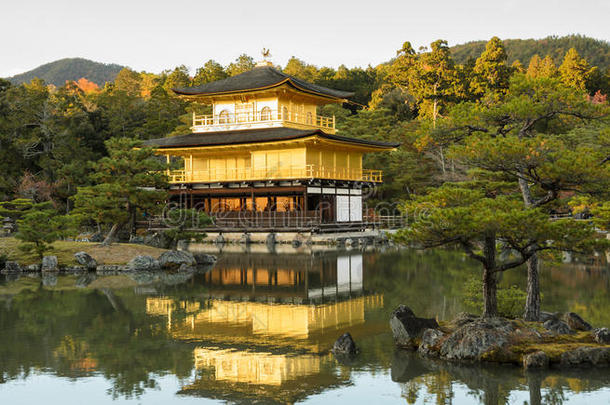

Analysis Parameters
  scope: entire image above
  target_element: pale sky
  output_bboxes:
[2,0,609,78]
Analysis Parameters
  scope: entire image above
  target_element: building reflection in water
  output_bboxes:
[146,251,384,402]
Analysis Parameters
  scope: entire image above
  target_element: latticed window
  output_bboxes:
[260,106,271,121]
[282,106,289,121]
[218,109,231,124]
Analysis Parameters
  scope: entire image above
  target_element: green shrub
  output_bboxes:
[463,278,528,319]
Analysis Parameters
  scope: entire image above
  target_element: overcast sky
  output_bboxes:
[2,0,609,77]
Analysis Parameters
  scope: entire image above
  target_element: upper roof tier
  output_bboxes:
[172,65,355,101]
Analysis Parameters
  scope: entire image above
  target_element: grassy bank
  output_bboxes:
[0,237,167,266]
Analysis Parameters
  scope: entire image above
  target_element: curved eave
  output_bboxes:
[172,78,354,102]
[147,132,399,153]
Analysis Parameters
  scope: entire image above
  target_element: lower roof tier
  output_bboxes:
[143,127,399,151]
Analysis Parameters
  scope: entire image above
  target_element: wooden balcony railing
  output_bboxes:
[192,109,335,133]
[167,164,382,184]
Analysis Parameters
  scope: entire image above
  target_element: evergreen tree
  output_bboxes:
[71,138,168,245]
[226,54,255,76]
[192,60,227,86]
[470,37,511,96]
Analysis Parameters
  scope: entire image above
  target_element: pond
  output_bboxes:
[1,245,609,404]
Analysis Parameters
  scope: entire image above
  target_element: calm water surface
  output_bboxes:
[1,245,609,404]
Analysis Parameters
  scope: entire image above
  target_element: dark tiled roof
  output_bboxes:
[143,127,399,149]
[172,66,354,99]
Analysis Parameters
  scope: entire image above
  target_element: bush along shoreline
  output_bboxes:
[390,305,610,369]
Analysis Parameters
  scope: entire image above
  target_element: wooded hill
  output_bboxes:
[5,35,609,87]
[451,35,610,70]
[7,58,124,87]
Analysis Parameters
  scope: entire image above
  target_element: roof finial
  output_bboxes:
[256,48,273,67]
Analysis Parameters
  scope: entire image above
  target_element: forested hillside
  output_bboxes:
[7,58,124,86]
[451,35,610,69]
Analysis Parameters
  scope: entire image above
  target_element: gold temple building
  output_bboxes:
[145,58,398,228]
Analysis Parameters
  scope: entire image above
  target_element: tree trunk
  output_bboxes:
[524,252,541,321]
[482,266,498,318]
[518,176,541,321]
[482,235,498,318]
[101,223,120,246]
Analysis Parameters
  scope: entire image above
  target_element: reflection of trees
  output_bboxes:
[365,249,610,326]
[390,350,610,405]
[0,287,195,398]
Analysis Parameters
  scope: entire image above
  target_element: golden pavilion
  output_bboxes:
[145,58,398,228]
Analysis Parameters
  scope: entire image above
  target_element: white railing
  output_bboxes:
[192,109,335,132]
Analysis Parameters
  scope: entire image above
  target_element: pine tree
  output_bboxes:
[471,37,511,96]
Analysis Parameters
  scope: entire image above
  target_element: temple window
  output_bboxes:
[218,109,232,124]
[260,106,271,121]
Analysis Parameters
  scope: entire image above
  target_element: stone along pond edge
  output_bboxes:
[389,305,610,370]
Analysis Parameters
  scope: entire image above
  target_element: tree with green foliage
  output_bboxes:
[162,65,191,92]
[226,54,255,77]
[421,74,609,320]
[395,184,601,317]
[470,37,511,96]
[71,138,168,245]
[114,68,142,97]
[15,206,76,259]
[192,60,228,86]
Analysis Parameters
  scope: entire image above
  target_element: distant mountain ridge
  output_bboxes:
[6,58,125,87]
[451,35,610,69]
[5,35,610,88]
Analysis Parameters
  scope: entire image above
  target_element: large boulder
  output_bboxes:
[593,328,610,344]
[390,305,439,349]
[539,311,560,323]
[439,317,513,361]
[418,328,445,356]
[563,312,592,331]
[331,332,359,356]
[41,256,58,272]
[158,250,196,270]
[127,255,160,271]
[543,318,574,335]
[74,252,97,270]
[523,351,549,369]
[560,347,610,367]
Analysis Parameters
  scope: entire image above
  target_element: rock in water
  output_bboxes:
[41,256,58,272]
[418,329,445,356]
[543,318,574,335]
[74,252,97,270]
[331,332,359,356]
[3,261,22,272]
[593,328,610,344]
[560,347,610,367]
[523,351,549,369]
[127,255,160,271]
[563,312,592,331]
[193,253,217,265]
[158,250,196,269]
[439,318,513,361]
[390,305,439,349]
